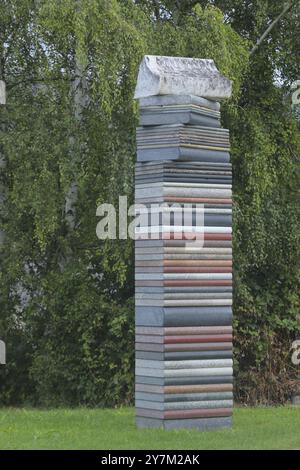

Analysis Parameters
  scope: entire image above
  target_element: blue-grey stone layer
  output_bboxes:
[135,391,233,403]
[139,112,221,127]
[136,306,232,327]
[135,375,233,386]
[135,351,232,361]
[135,399,233,411]
[137,147,230,163]
[136,416,232,430]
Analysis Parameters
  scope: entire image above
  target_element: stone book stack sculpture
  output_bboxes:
[134,56,233,430]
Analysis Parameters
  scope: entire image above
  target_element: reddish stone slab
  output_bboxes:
[136,407,233,420]
[164,342,233,352]
[165,326,232,336]
[164,334,232,344]
[164,384,233,394]
[165,407,233,420]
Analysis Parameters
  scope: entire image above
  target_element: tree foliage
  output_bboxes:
[0,0,299,406]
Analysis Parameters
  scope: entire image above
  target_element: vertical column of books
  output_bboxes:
[135,94,233,430]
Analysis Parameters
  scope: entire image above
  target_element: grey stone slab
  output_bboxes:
[136,351,233,361]
[136,122,229,135]
[173,391,233,402]
[135,294,164,300]
[163,300,232,308]
[135,326,164,335]
[136,304,232,315]
[136,359,232,370]
[136,351,165,360]
[135,384,164,394]
[164,416,232,430]
[135,335,164,344]
[136,180,231,189]
[167,399,233,410]
[135,408,163,419]
[135,342,233,353]
[135,299,164,307]
[135,367,233,378]
[138,94,221,111]
[135,310,232,327]
[136,375,233,386]
[201,241,232,247]
[137,147,230,163]
[136,287,165,293]
[164,311,232,327]
[164,294,233,300]
[135,213,232,227]
[138,305,232,315]
[164,286,232,293]
[136,177,231,185]
[135,399,233,411]
[135,166,231,172]
[136,415,232,430]
[140,112,221,128]
[135,247,164,254]
[135,262,164,267]
[162,254,232,260]
[135,267,164,273]
[135,310,163,327]
[136,376,165,386]
[136,359,164,370]
[135,300,163,307]
[135,391,233,403]
[136,186,231,199]
[135,240,165,248]
[166,392,233,403]
[136,169,232,176]
[136,160,231,170]
[163,286,233,295]
[204,215,232,226]
[136,392,165,403]
[136,416,164,429]
[164,376,233,386]
[164,351,233,361]
[135,343,164,352]
[140,104,220,116]
[136,401,164,411]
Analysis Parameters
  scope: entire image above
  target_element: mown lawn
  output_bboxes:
[0,407,299,450]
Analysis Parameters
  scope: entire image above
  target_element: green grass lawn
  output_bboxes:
[0,407,299,450]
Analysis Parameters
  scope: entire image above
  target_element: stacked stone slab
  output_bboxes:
[134,56,233,430]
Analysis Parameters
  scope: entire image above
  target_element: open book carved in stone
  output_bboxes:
[134,56,232,100]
